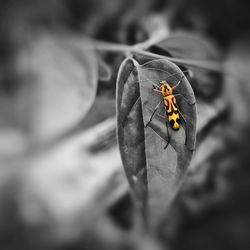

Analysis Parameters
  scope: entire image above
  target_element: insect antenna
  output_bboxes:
[129,62,193,87]
[164,70,190,81]
[136,69,191,86]
[137,66,190,79]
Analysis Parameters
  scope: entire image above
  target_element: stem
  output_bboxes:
[132,50,224,72]
[92,40,224,73]
[92,40,132,53]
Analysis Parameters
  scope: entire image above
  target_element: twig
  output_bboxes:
[92,40,224,73]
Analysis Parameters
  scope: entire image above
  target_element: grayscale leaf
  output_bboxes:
[155,31,220,60]
[116,56,197,229]
[16,33,98,143]
[135,14,170,50]
[116,57,147,213]
[98,56,112,81]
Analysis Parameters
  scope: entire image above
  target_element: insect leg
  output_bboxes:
[152,84,159,90]
[172,76,184,90]
[145,99,164,127]
[164,106,171,149]
[137,66,190,81]
[164,122,171,149]
[131,70,192,87]
[173,94,196,105]
[178,109,188,145]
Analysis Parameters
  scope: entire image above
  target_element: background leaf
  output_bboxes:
[11,118,130,249]
[154,31,220,60]
[134,14,170,50]
[149,31,223,99]
[14,33,98,144]
[98,56,112,81]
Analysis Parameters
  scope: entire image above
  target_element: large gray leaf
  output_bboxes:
[12,33,98,144]
[116,58,147,214]
[98,56,112,81]
[155,31,220,60]
[117,56,197,229]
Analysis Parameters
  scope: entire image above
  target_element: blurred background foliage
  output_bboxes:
[0,0,250,250]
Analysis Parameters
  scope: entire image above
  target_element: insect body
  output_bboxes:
[145,75,189,148]
[154,81,181,131]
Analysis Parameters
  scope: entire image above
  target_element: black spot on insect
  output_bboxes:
[168,111,173,116]
[170,119,175,127]
[176,118,180,124]
[172,102,177,109]
[174,110,178,114]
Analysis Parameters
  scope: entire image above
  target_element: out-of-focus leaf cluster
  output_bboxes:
[0,0,250,250]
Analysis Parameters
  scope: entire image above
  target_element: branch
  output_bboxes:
[92,40,224,73]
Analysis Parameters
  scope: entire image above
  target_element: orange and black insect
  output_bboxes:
[145,71,194,148]
[153,79,182,130]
